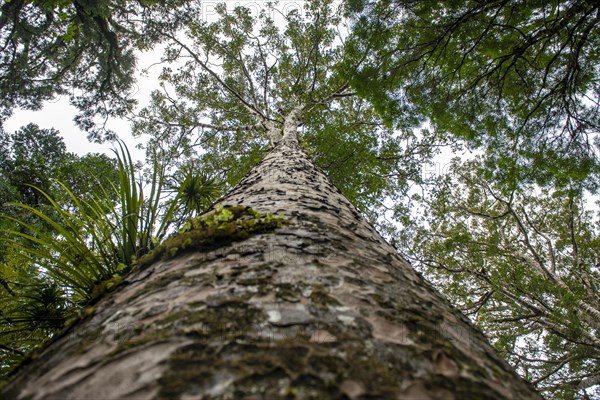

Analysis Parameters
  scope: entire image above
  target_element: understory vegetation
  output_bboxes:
[0,134,222,376]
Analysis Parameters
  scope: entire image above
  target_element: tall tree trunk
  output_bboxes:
[1,136,541,399]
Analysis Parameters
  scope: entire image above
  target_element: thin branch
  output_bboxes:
[159,31,268,124]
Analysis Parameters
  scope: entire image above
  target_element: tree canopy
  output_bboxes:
[399,157,599,398]
[343,0,600,191]
[340,7,600,394]
[0,0,197,141]
[0,123,119,207]
[133,0,416,220]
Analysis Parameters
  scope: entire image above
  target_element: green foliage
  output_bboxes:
[344,0,600,191]
[0,125,120,374]
[0,0,197,141]
[0,124,119,209]
[0,136,221,376]
[401,157,600,398]
[0,124,67,205]
[4,186,120,299]
[0,247,72,378]
[169,161,224,219]
[133,0,426,223]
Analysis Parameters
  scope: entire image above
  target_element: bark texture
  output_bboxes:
[1,139,541,399]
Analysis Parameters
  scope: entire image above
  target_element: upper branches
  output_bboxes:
[344,0,600,190]
[133,0,407,216]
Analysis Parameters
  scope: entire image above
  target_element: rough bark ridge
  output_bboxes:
[1,139,541,399]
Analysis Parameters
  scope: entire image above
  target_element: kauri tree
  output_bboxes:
[0,1,541,398]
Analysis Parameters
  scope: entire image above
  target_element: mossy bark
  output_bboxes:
[0,138,541,399]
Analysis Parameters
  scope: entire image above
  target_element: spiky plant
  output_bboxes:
[171,162,223,219]
[0,142,196,301]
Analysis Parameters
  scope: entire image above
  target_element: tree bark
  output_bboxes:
[1,138,541,399]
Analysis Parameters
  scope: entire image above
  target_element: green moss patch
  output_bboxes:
[137,205,287,269]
